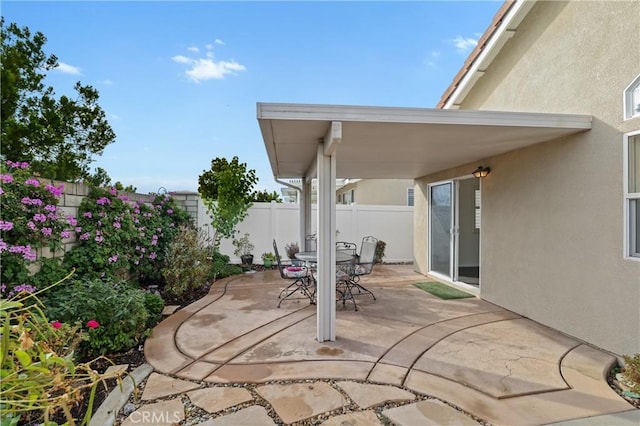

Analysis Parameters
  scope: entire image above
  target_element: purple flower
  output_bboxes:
[80,232,90,240]
[151,239,157,246]
[45,184,62,197]
[32,198,43,206]
[1,174,13,183]
[27,221,36,230]
[108,254,118,263]
[0,187,4,195]
[22,247,36,261]
[96,197,111,205]
[83,211,92,218]
[14,284,36,293]
[46,213,58,220]
[60,230,71,239]
[113,221,121,228]
[41,227,52,236]
[66,216,78,226]
[75,226,82,232]
[118,195,129,201]
[33,213,46,222]
[21,162,29,169]
[0,221,14,231]
[21,197,32,205]
[166,209,173,214]
[109,187,117,195]
[44,204,57,212]
[149,252,157,260]
[25,178,40,187]
[0,240,7,252]
[95,236,104,243]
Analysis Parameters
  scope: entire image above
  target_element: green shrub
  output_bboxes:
[162,226,210,301]
[0,280,115,425]
[43,279,148,358]
[374,240,386,264]
[143,291,164,328]
[209,250,241,280]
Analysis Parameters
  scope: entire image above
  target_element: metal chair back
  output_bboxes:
[357,236,378,275]
[305,234,317,251]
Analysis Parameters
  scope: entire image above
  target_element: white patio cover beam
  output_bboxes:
[324,121,342,156]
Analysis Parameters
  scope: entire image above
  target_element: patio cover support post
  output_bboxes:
[301,178,312,246]
[316,142,337,342]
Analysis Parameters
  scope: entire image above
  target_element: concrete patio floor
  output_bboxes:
[140,265,636,425]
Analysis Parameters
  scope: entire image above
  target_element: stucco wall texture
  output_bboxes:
[415,1,640,355]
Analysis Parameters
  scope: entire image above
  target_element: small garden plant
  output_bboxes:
[0,277,122,425]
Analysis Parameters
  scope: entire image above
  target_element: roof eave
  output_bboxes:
[438,0,536,109]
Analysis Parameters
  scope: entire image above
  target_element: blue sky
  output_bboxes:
[2,1,502,194]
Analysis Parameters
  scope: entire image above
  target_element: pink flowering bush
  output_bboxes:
[0,161,71,289]
[63,186,190,284]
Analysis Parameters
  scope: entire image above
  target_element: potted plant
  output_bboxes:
[233,233,254,266]
[261,252,276,268]
[285,242,302,266]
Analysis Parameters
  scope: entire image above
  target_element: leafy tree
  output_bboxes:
[0,18,116,181]
[252,189,282,203]
[198,156,257,248]
[83,167,137,193]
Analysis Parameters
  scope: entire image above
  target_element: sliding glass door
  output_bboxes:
[429,182,454,278]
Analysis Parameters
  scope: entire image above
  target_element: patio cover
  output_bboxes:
[257,102,591,342]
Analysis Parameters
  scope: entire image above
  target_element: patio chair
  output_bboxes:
[273,240,314,307]
[335,241,359,310]
[349,236,377,301]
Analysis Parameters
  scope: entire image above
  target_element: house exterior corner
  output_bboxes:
[414,0,640,356]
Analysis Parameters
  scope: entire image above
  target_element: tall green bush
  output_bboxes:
[162,226,211,302]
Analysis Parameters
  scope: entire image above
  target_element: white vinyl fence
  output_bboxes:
[197,201,414,264]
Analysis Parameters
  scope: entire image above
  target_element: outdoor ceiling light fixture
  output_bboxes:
[472,166,491,178]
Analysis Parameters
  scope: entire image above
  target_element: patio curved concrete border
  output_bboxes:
[144,266,635,425]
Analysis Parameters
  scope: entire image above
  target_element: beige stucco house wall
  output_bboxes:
[414,0,640,356]
[337,179,414,206]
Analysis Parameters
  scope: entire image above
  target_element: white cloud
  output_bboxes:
[187,46,199,52]
[205,44,214,50]
[173,47,246,83]
[101,79,113,85]
[214,39,225,46]
[55,62,82,75]
[185,58,246,83]
[171,55,191,64]
[431,51,440,58]
[452,35,478,53]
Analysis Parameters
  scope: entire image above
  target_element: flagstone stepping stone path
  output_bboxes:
[116,371,480,425]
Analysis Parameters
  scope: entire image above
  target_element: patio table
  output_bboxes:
[295,251,357,307]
